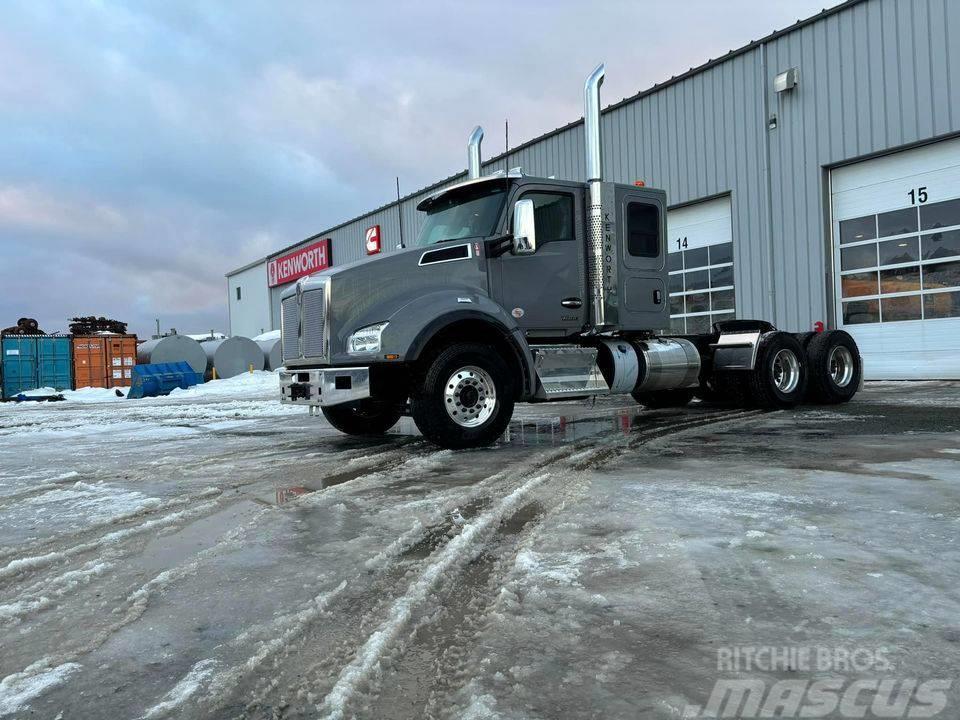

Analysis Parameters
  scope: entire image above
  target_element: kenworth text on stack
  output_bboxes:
[278,64,863,449]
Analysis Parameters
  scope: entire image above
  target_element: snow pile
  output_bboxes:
[0,661,81,716]
[166,371,279,399]
[8,371,279,407]
[253,330,280,342]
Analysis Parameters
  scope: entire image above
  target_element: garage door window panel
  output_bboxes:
[924,291,960,319]
[923,260,960,291]
[709,242,734,265]
[881,295,922,322]
[686,315,711,334]
[686,293,710,314]
[920,198,960,231]
[841,244,878,271]
[840,215,876,244]
[880,266,921,294]
[684,247,709,270]
[841,271,878,298]
[877,207,919,238]
[922,230,960,261]
[685,270,709,291]
[710,265,733,288]
[712,289,735,311]
[842,299,880,325]
[878,237,919,265]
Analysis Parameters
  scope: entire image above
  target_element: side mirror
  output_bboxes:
[511,199,537,255]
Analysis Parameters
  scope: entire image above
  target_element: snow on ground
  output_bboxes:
[0,661,81,717]
[0,382,958,718]
[9,371,280,406]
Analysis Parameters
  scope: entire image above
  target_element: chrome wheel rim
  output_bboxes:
[772,349,801,394]
[828,345,854,387]
[444,366,496,428]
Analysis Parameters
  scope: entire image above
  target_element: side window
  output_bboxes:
[520,192,575,245]
[627,202,661,258]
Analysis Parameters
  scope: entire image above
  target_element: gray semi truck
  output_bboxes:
[278,64,862,449]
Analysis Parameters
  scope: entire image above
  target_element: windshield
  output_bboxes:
[416,185,507,246]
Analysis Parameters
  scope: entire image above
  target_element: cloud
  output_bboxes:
[0,0,840,338]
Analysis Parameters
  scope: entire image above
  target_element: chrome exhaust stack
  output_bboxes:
[467,125,484,179]
[584,63,607,329]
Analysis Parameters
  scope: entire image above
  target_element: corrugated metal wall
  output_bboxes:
[247,0,960,334]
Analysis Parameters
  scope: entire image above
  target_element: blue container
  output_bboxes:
[1,335,73,398]
[127,362,204,399]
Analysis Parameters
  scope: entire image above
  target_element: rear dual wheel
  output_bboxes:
[804,330,861,404]
[745,332,808,408]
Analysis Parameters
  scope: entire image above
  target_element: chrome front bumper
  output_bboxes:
[279,367,370,407]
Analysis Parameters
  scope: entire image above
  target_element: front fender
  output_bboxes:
[381,291,536,400]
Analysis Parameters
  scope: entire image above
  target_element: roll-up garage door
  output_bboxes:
[831,138,960,379]
[666,196,736,335]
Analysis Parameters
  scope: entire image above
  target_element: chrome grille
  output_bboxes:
[301,288,326,358]
[281,295,300,362]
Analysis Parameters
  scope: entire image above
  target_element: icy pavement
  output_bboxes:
[0,378,959,718]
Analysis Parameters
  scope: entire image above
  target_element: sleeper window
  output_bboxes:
[626,203,660,258]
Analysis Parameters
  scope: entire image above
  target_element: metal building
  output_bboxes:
[226,0,960,379]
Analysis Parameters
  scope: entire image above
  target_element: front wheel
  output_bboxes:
[410,342,515,449]
[321,399,403,436]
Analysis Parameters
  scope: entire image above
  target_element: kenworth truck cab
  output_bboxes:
[279,64,862,449]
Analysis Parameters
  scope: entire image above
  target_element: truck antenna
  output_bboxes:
[395,176,405,249]
[504,119,509,172]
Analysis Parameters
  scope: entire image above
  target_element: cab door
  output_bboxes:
[494,185,586,338]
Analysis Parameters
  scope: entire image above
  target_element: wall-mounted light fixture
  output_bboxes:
[774,67,800,93]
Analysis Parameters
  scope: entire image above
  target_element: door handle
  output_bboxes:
[561,297,583,309]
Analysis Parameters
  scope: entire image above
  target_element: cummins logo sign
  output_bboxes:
[365,225,381,255]
[267,238,332,287]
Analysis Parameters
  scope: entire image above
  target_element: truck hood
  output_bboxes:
[283,242,489,361]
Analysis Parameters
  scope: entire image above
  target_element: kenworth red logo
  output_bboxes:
[267,239,331,287]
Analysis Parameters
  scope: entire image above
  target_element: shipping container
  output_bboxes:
[72,335,138,389]
[1,335,72,398]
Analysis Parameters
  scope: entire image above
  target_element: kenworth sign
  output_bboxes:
[267,239,332,287]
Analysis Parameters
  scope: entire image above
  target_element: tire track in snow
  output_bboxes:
[142,409,763,718]
[161,444,589,718]
[311,409,765,719]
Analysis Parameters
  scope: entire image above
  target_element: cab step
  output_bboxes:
[531,345,608,400]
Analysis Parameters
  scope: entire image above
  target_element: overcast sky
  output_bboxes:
[1,1,840,337]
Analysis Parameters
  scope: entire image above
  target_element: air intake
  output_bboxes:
[467,126,484,179]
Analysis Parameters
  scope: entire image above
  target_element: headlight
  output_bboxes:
[348,322,389,354]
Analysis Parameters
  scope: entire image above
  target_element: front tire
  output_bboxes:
[321,399,403,436]
[410,342,515,449]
